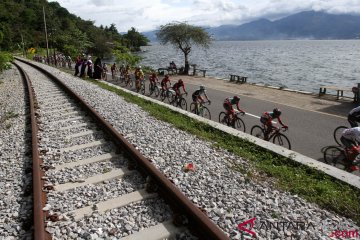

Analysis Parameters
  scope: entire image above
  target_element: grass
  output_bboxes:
[81,78,360,225]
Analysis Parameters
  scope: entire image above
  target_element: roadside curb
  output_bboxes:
[100,80,360,190]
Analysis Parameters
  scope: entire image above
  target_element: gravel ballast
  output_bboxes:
[0,66,32,239]
[10,60,360,239]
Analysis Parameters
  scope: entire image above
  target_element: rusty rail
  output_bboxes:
[15,58,229,240]
[13,62,50,240]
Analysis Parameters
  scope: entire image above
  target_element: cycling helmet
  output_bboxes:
[200,85,205,91]
[138,66,141,69]
[178,79,184,85]
[233,95,240,101]
[273,108,281,116]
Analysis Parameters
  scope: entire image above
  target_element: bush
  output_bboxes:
[0,52,13,72]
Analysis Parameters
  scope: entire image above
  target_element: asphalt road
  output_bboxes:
[109,77,348,161]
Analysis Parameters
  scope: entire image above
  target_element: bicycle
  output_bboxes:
[218,111,246,132]
[160,88,174,103]
[250,125,291,149]
[323,145,360,172]
[119,72,126,84]
[135,79,145,94]
[170,92,188,110]
[149,82,160,97]
[190,101,211,120]
[124,75,133,88]
[333,125,348,146]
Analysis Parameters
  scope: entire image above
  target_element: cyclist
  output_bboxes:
[123,65,131,85]
[348,106,360,127]
[149,72,159,91]
[192,85,210,113]
[172,79,188,100]
[340,127,360,165]
[260,108,288,141]
[161,74,171,92]
[223,96,245,123]
[340,127,360,148]
[134,66,144,91]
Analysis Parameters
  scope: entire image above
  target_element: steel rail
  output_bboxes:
[15,58,229,239]
[13,62,50,240]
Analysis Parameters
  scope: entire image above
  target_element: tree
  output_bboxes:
[123,27,149,51]
[156,22,212,75]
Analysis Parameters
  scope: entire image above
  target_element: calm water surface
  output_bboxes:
[139,40,360,94]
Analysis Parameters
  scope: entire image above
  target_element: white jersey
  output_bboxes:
[349,106,360,116]
[342,127,360,142]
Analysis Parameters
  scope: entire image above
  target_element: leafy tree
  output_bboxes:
[156,22,212,74]
[123,27,149,51]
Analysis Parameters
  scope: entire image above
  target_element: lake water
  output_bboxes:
[138,40,360,95]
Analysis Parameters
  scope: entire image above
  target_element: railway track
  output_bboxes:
[14,59,228,240]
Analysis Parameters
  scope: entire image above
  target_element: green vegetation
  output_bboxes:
[0,52,13,72]
[84,78,360,225]
[156,22,212,74]
[0,0,149,60]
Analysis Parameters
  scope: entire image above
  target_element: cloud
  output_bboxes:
[49,0,360,32]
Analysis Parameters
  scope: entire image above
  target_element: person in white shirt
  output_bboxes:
[341,127,360,149]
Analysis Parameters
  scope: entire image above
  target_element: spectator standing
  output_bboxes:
[111,63,117,80]
[79,56,87,78]
[74,55,82,76]
[102,63,108,80]
[93,57,103,79]
[87,56,93,78]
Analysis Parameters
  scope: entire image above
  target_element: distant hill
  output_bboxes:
[143,11,360,41]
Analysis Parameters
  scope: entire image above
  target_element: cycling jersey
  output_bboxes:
[349,106,360,116]
[342,127,360,143]
[260,111,288,130]
[149,75,158,82]
[173,82,185,91]
[348,106,360,127]
[223,97,240,111]
[161,77,170,89]
[192,89,204,97]
[192,89,206,102]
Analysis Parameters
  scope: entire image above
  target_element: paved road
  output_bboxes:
[108,77,348,161]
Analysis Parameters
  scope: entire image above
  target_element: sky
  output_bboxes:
[48,0,360,32]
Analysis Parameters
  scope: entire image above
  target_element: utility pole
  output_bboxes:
[43,6,49,64]
[20,33,25,57]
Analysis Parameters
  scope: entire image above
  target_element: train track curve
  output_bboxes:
[14,58,228,240]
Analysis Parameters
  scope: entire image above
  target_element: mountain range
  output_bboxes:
[142,11,360,41]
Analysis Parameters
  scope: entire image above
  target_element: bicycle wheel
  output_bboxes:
[154,86,160,97]
[323,146,347,170]
[272,133,291,150]
[251,125,264,139]
[333,126,347,146]
[149,84,154,96]
[218,112,227,124]
[160,90,166,101]
[179,98,187,111]
[168,92,175,104]
[233,118,246,132]
[190,103,197,114]
[141,84,145,95]
[201,106,211,120]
